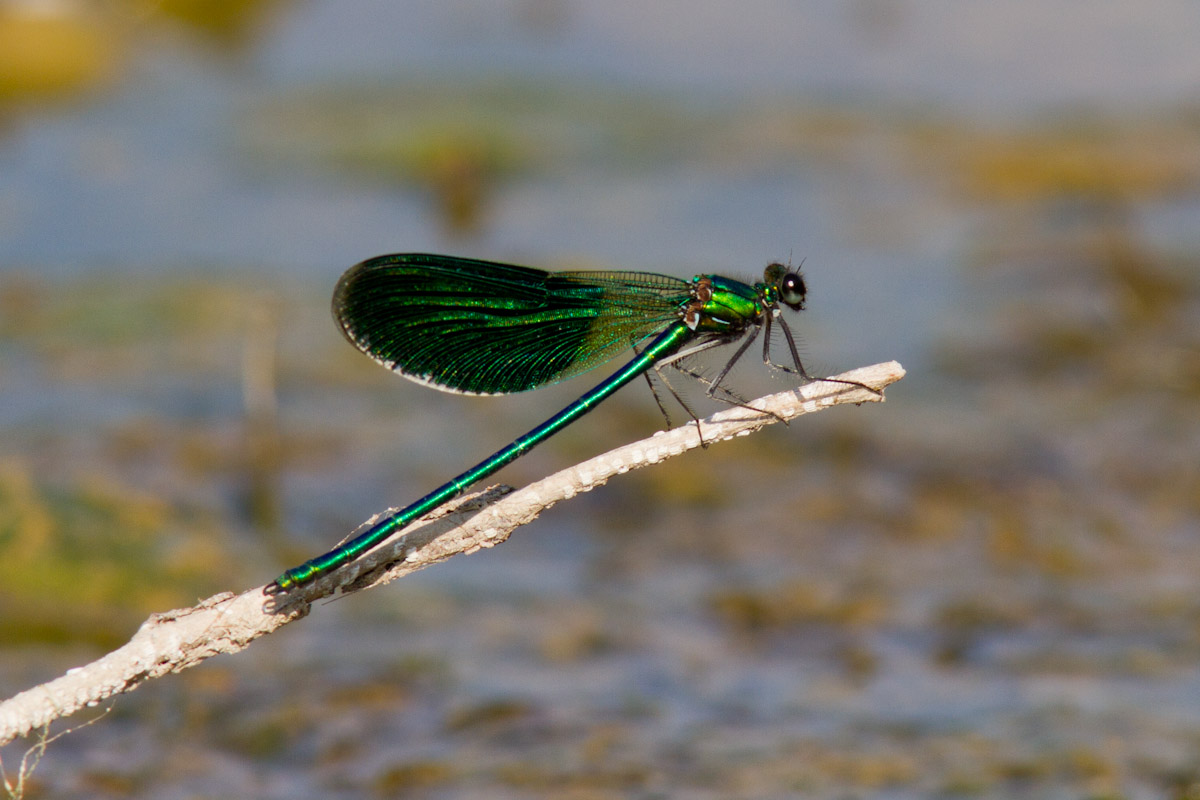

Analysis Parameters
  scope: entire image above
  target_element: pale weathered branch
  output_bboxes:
[0,361,904,745]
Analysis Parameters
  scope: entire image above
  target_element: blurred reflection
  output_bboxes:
[0,2,122,105]
[0,0,291,112]
[145,0,288,47]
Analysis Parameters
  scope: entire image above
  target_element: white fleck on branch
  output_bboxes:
[0,361,904,746]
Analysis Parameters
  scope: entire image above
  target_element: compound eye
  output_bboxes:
[780,273,807,308]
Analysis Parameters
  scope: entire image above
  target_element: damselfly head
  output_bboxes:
[780,272,807,310]
[764,262,807,311]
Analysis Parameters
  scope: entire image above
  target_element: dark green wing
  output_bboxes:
[332,253,691,394]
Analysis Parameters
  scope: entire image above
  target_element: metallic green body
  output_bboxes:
[266,254,801,594]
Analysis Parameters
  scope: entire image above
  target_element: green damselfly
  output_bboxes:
[266,253,860,595]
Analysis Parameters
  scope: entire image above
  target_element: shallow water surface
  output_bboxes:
[2,2,1199,798]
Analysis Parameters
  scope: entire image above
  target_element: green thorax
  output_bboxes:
[684,274,768,334]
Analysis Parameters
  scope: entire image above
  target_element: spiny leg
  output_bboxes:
[707,324,760,394]
[667,361,754,406]
[681,326,791,425]
[765,313,883,397]
[638,340,713,442]
[648,363,711,445]
[663,359,788,426]
[643,332,792,435]
[633,337,685,431]
[640,370,676,430]
[646,337,738,444]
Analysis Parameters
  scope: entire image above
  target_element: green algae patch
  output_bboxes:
[0,459,227,648]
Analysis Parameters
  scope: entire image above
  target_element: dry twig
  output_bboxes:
[0,361,903,746]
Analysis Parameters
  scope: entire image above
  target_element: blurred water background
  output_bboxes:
[2,1,1200,797]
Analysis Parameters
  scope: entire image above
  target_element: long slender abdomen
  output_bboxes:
[265,322,694,594]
